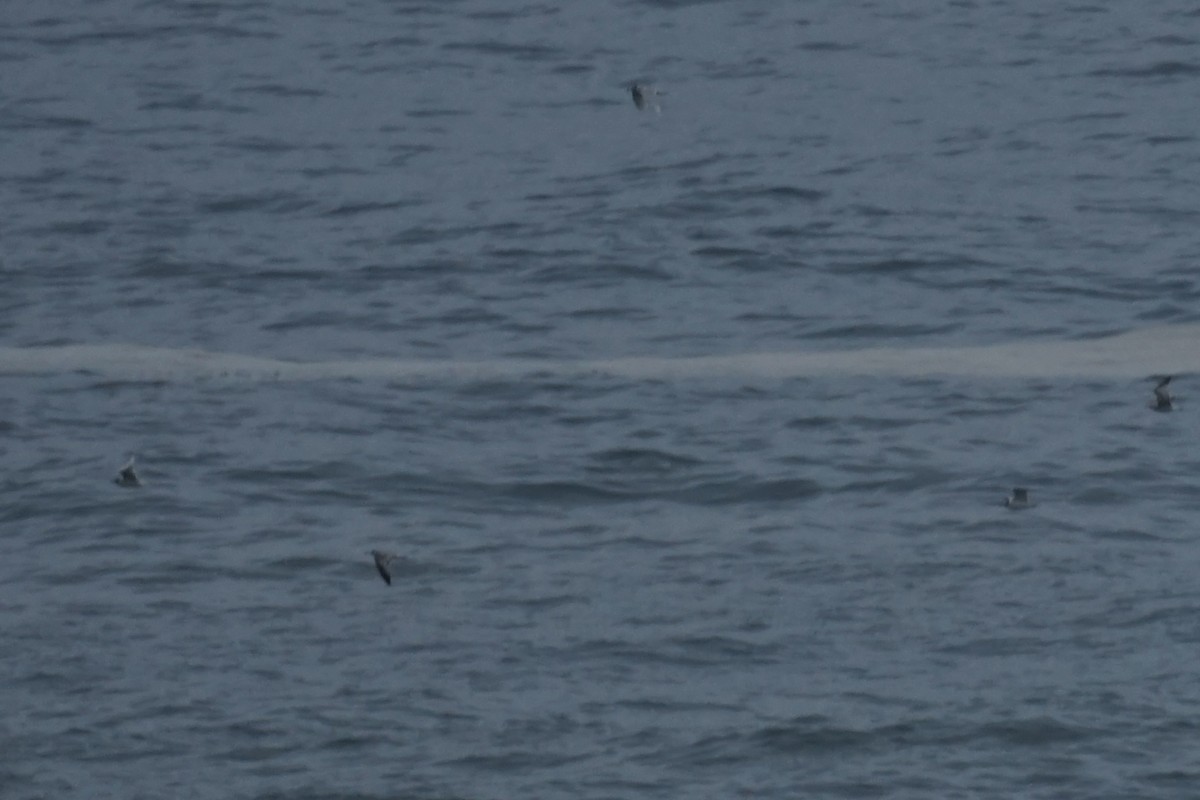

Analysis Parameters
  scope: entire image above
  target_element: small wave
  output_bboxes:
[477,474,820,508]
[197,191,310,215]
[498,479,633,504]
[667,634,779,662]
[974,716,1091,746]
[670,477,821,505]
[751,713,1092,756]
[1090,61,1200,79]
[323,199,414,218]
[485,593,586,612]
[587,447,703,473]
[441,39,564,61]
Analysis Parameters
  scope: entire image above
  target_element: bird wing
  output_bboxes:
[374,556,392,585]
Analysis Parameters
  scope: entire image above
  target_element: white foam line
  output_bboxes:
[1,324,1196,383]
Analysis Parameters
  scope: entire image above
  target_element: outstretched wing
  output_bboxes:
[373,553,392,585]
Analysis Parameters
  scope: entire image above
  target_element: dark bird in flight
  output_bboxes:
[630,82,663,111]
[371,550,397,585]
[1004,487,1030,509]
[1152,376,1174,412]
[114,457,141,488]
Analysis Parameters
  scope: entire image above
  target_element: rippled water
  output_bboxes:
[4,2,1200,798]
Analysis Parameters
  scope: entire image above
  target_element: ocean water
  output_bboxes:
[4,1,1200,798]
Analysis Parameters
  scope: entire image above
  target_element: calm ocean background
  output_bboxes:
[5,1,1200,798]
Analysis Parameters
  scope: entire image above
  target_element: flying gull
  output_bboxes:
[114,456,141,488]
[371,549,397,585]
[630,82,663,112]
[1004,487,1030,509]
[1151,376,1174,412]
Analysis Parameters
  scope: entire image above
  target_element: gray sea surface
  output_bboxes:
[4,2,1200,798]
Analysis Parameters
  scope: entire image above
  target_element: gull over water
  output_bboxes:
[1151,375,1174,412]
[1005,487,1030,509]
[114,457,141,488]
[371,550,398,585]
[629,82,663,112]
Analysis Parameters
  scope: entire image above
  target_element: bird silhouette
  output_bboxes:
[1152,376,1174,412]
[1004,487,1030,509]
[114,456,141,488]
[370,550,397,585]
